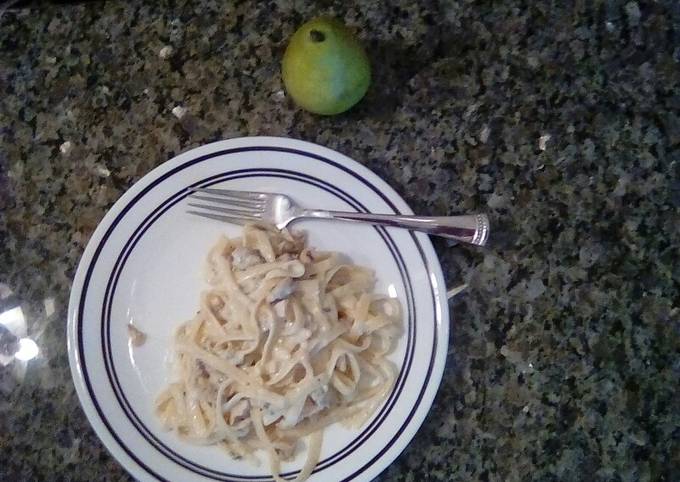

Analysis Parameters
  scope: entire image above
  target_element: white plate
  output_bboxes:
[67,137,449,482]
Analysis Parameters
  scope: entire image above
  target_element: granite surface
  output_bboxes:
[1,1,679,481]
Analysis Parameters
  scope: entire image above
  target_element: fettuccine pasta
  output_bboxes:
[155,224,401,481]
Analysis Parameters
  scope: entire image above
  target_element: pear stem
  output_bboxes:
[309,30,325,42]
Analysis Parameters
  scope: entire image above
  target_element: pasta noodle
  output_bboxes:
[155,223,401,481]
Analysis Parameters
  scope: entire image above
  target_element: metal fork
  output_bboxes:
[187,187,489,246]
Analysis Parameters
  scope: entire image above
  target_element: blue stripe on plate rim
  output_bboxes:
[74,146,441,482]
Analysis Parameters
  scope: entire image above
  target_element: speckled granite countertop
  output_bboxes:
[1,1,678,481]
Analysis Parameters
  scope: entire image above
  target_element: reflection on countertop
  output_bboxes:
[1,1,678,481]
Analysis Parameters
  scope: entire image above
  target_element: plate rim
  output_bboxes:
[67,136,450,482]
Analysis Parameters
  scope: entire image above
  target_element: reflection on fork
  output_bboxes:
[187,187,489,246]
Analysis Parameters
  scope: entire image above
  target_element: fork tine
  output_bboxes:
[190,187,266,200]
[189,194,263,209]
[187,203,263,220]
[187,210,249,225]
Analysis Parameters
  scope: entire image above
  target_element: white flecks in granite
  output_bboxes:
[0,283,13,300]
[172,105,188,119]
[271,89,286,102]
[479,124,490,143]
[94,164,111,178]
[158,45,174,59]
[625,2,642,26]
[59,140,73,155]
[43,298,56,318]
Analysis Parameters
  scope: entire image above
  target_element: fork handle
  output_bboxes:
[303,211,490,246]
